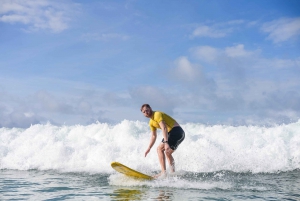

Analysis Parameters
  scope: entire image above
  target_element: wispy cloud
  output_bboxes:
[172,43,300,124]
[191,44,257,63]
[191,20,246,38]
[192,18,300,44]
[191,44,299,74]
[172,57,202,82]
[192,25,229,38]
[190,46,219,62]
[261,17,300,43]
[0,75,134,128]
[254,57,300,69]
[225,44,255,58]
[129,86,176,116]
[0,0,77,33]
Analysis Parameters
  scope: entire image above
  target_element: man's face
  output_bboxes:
[141,106,152,118]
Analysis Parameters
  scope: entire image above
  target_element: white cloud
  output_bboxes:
[172,57,202,82]
[192,25,228,38]
[191,20,247,38]
[261,17,300,43]
[0,74,146,127]
[255,57,300,69]
[192,44,299,72]
[129,86,176,115]
[0,0,75,33]
[191,46,219,62]
[193,18,300,43]
[0,110,43,128]
[192,44,257,63]
[225,44,254,58]
[35,91,74,114]
[186,43,300,124]
[168,56,217,105]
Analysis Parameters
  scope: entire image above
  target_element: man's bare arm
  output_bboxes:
[159,121,171,152]
[145,130,157,157]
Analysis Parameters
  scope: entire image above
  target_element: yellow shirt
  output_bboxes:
[149,111,176,132]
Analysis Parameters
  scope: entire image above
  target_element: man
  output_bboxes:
[141,104,185,178]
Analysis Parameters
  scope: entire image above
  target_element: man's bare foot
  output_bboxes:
[153,171,167,179]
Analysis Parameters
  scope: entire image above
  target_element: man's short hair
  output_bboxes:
[140,104,151,111]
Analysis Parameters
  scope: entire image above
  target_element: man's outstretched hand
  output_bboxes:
[145,147,150,157]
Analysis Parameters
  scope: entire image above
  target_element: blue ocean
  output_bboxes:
[1,120,300,200]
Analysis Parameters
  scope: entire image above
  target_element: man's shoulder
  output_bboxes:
[152,111,165,123]
[153,111,164,115]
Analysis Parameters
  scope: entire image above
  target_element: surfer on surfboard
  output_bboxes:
[141,104,185,178]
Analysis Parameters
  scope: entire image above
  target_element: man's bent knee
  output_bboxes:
[165,149,174,157]
[157,144,165,152]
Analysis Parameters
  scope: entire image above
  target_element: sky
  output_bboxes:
[0,0,300,128]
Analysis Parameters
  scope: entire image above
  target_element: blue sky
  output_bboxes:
[1,0,300,128]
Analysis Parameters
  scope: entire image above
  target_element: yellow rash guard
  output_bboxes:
[149,111,176,132]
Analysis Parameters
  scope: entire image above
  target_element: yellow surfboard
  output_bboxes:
[111,161,154,180]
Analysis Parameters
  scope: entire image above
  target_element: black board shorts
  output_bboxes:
[162,126,185,150]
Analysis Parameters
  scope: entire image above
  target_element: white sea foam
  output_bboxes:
[0,120,300,174]
[108,173,232,190]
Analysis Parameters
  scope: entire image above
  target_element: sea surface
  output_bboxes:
[1,120,300,200]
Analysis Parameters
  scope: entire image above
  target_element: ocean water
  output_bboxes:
[1,120,300,200]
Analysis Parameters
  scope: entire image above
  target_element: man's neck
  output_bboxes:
[150,111,154,118]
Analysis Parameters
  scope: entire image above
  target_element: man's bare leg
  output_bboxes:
[155,143,167,178]
[165,149,175,173]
